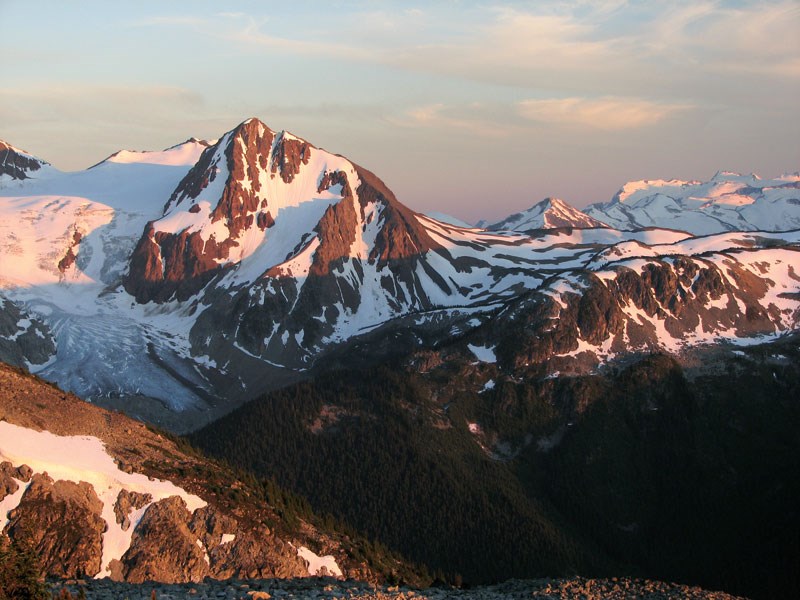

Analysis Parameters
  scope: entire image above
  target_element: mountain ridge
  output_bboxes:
[0,361,414,584]
[583,171,800,235]
[0,140,58,182]
[0,119,798,432]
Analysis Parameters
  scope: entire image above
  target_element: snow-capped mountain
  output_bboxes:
[1,120,798,429]
[485,197,608,231]
[456,229,800,380]
[584,171,800,235]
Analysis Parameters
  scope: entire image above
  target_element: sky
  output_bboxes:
[1,1,798,223]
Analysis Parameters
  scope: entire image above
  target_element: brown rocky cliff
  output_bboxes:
[210,119,275,237]
[124,223,232,303]
[355,165,443,265]
[271,132,311,184]
[119,496,210,584]
[311,172,357,277]
[5,473,106,578]
[0,461,31,501]
[124,119,277,303]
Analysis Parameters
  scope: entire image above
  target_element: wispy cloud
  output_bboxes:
[132,2,799,97]
[389,103,511,138]
[136,11,364,61]
[517,97,689,130]
[136,15,209,28]
[380,2,799,98]
[630,1,799,77]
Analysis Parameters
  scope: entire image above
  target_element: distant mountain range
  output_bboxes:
[1,119,798,598]
[584,171,800,235]
[1,120,799,430]
[478,171,800,235]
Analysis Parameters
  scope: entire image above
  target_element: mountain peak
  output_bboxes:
[101,138,211,168]
[124,118,440,305]
[486,196,608,231]
[543,196,567,208]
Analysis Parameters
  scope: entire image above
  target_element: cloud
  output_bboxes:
[517,97,689,130]
[132,2,799,100]
[379,2,799,101]
[137,11,364,62]
[136,15,209,28]
[638,1,800,75]
[384,10,618,85]
[386,96,691,138]
[388,103,511,138]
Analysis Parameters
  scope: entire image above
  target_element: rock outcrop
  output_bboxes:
[0,296,56,369]
[485,248,800,375]
[0,141,52,181]
[119,496,210,584]
[113,490,152,531]
[5,473,106,577]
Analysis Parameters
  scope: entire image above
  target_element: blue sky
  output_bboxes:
[2,1,798,222]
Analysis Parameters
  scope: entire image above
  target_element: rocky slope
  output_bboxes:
[0,362,410,584]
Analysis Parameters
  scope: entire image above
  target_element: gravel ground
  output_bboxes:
[49,576,749,600]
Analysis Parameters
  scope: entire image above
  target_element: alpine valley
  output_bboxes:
[1,120,798,599]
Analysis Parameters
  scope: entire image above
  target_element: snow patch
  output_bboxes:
[467,344,497,363]
[0,476,29,532]
[296,546,342,578]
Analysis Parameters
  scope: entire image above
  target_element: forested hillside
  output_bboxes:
[192,334,800,600]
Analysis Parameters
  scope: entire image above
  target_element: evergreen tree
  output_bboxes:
[0,534,49,600]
